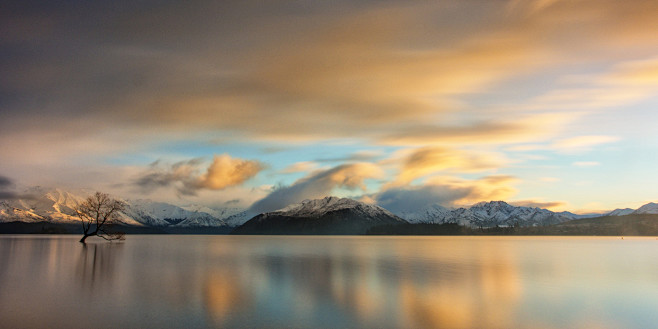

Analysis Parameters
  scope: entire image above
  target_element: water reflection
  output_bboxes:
[0,236,656,328]
[76,243,122,290]
[200,238,525,328]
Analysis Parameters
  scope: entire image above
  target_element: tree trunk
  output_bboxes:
[79,232,96,243]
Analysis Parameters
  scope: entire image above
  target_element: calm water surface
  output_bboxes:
[0,235,656,328]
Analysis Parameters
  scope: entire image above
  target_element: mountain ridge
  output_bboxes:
[2,187,657,232]
[232,196,407,235]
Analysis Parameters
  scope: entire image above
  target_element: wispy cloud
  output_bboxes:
[250,163,383,213]
[376,175,518,213]
[572,161,600,167]
[279,161,319,174]
[386,147,506,186]
[552,135,620,153]
[510,200,566,210]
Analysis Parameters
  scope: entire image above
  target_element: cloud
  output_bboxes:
[379,113,576,146]
[376,175,518,213]
[388,147,506,185]
[0,176,12,188]
[509,200,566,210]
[2,0,658,202]
[552,135,620,153]
[315,150,385,163]
[572,161,600,167]
[375,185,472,214]
[506,135,620,154]
[201,155,263,190]
[0,175,35,200]
[0,0,568,156]
[249,163,383,213]
[279,161,319,174]
[134,154,263,196]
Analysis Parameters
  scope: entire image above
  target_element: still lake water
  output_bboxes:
[0,235,656,329]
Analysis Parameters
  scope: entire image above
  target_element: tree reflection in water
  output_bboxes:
[1,236,656,328]
[76,242,123,291]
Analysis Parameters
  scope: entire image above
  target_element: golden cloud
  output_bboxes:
[428,175,519,207]
[377,175,519,212]
[388,147,507,186]
[382,112,578,146]
[510,200,567,210]
[199,155,264,190]
[134,154,263,196]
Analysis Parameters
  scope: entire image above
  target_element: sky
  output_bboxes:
[1,0,657,214]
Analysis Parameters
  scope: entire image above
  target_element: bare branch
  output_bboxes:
[74,192,126,243]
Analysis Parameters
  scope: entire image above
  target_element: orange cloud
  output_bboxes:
[377,175,519,211]
[428,175,519,207]
[199,155,264,190]
[380,113,575,146]
[388,147,506,186]
[510,200,567,210]
[134,154,263,196]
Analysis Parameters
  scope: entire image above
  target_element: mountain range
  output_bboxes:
[1,187,657,234]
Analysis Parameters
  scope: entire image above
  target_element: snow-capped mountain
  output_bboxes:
[0,187,230,227]
[3,186,656,231]
[391,201,574,227]
[275,196,400,219]
[181,204,244,220]
[633,202,658,214]
[223,211,253,227]
[0,187,89,223]
[396,204,453,224]
[233,196,407,234]
[607,208,635,216]
[122,199,227,227]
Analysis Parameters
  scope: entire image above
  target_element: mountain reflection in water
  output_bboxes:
[0,235,656,328]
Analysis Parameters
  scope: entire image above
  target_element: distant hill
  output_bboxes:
[546,214,658,236]
[232,196,407,235]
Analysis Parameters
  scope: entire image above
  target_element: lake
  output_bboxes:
[0,235,656,328]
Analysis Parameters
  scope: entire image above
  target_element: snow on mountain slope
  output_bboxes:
[0,187,227,227]
[396,204,453,224]
[121,199,226,227]
[274,196,401,220]
[634,202,658,214]
[223,211,253,227]
[181,204,244,220]
[0,187,87,223]
[0,202,47,222]
[607,208,635,216]
[234,196,407,234]
[392,201,574,227]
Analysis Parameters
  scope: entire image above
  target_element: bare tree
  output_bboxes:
[75,192,126,243]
